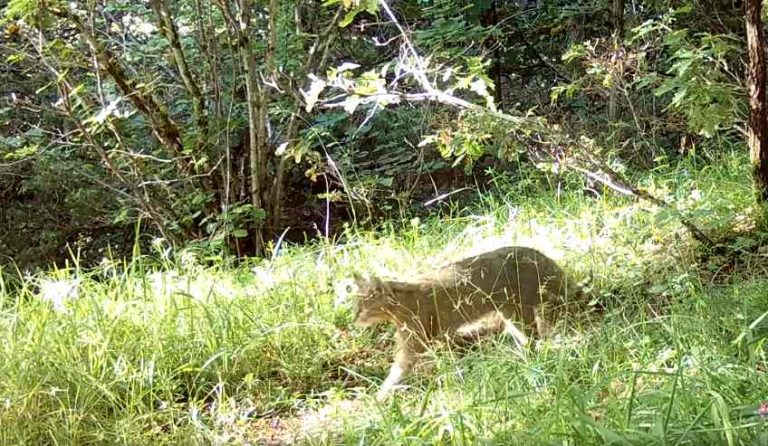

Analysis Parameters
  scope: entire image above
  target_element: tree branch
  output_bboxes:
[316,0,715,248]
[48,4,188,171]
[150,0,208,144]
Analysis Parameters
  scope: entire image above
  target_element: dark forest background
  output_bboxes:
[2,0,762,269]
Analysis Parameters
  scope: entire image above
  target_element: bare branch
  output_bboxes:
[138,156,225,188]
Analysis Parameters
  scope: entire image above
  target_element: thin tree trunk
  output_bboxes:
[237,0,265,254]
[480,1,502,106]
[608,0,623,122]
[151,0,208,142]
[258,0,278,229]
[151,0,224,214]
[269,7,342,233]
[745,0,768,202]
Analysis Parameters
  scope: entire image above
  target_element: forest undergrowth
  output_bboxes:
[2,150,768,445]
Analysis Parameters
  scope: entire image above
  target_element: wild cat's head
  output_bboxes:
[351,273,396,327]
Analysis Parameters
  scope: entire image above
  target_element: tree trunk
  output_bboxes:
[479,1,502,107]
[237,0,265,255]
[261,0,278,236]
[608,0,624,122]
[151,0,208,142]
[745,0,768,202]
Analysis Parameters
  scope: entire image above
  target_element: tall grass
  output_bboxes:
[2,153,767,444]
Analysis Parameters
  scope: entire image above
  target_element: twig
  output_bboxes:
[137,156,224,187]
[566,156,715,247]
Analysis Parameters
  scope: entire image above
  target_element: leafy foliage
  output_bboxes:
[0,0,758,267]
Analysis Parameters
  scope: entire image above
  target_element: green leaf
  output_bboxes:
[2,144,38,160]
[340,6,363,27]
[6,0,38,19]
[550,86,565,103]
[562,44,586,63]
[232,229,248,238]
[342,95,362,114]
[362,0,379,14]
[253,208,267,221]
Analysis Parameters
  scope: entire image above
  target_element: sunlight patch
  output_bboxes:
[38,277,80,314]
[133,270,240,303]
[333,277,357,309]
[298,398,371,440]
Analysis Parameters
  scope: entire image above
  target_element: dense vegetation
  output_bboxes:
[2,0,761,265]
[2,0,768,444]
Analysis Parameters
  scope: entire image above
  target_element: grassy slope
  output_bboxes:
[1,151,768,445]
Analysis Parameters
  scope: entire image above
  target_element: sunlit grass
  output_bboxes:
[2,153,768,444]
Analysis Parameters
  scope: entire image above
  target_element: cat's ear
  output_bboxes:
[352,272,367,287]
[370,276,384,290]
